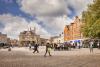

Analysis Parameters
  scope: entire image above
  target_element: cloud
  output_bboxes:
[0,14,51,39]
[19,0,93,36]
[28,21,51,38]
[37,15,72,35]
[65,0,93,16]
[20,0,67,17]
[20,0,93,17]
[0,0,93,39]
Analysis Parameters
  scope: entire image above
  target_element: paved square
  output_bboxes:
[0,47,100,67]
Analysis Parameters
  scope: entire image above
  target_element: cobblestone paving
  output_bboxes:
[0,47,100,67]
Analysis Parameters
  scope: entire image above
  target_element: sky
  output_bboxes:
[0,0,93,39]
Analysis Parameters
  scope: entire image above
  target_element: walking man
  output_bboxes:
[44,43,52,57]
[89,40,94,53]
[33,44,39,53]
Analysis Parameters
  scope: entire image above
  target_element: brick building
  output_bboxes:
[64,16,83,41]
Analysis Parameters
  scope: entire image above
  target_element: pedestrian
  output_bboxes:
[89,40,94,53]
[44,43,52,57]
[97,41,100,49]
[80,40,83,48]
[73,43,75,49]
[29,43,31,50]
[68,42,71,50]
[77,42,80,49]
[70,41,73,48]
[54,43,58,50]
[33,43,39,53]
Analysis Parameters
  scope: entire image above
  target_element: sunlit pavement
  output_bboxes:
[0,47,100,67]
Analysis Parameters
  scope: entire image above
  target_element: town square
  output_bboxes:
[0,0,100,67]
[0,47,100,67]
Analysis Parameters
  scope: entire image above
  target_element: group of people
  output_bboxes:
[6,39,100,55]
[53,41,82,51]
[29,42,52,57]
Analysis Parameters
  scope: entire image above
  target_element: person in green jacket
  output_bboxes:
[44,43,52,57]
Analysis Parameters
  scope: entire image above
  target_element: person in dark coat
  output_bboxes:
[54,43,58,50]
[33,44,39,53]
[44,43,52,57]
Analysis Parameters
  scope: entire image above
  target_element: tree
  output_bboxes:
[81,0,100,38]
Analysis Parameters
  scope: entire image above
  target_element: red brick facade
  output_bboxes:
[64,16,82,41]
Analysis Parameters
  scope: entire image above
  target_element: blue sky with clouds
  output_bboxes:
[0,0,35,21]
[0,0,93,39]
